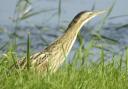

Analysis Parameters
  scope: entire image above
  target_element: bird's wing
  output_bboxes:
[30,51,49,66]
[8,51,49,70]
[17,51,50,69]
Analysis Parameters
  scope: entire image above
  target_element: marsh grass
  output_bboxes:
[0,45,128,89]
[58,0,62,25]
[24,32,30,70]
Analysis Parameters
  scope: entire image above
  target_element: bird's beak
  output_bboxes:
[93,10,106,16]
[85,10,106,21]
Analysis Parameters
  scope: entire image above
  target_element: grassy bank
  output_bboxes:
[0,47,128,89]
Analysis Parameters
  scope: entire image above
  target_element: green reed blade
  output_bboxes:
[26,32,30,70]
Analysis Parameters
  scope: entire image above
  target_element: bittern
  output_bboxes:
[14,10,104,72]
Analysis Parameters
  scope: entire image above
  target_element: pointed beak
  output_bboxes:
[93,10,106,16]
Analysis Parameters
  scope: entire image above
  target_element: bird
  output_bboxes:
[14,10,105,73]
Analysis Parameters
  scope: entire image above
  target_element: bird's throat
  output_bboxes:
[60,22,84,56]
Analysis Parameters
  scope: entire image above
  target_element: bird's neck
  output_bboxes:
[60,21,84,56]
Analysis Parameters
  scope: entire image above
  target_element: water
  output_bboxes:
[0,0,128,60]
[0,0,128,25]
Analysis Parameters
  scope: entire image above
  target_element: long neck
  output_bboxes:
[59,19,85,56]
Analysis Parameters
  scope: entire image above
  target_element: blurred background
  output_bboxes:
[0,0,128,61]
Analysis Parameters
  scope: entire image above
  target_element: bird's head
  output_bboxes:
[68,10,105,29]
[75,10,105,23]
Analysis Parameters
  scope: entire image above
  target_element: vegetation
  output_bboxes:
[0,0,128,89]
[0,46,128,89]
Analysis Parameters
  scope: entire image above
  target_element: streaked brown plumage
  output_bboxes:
[15,10,105,72]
